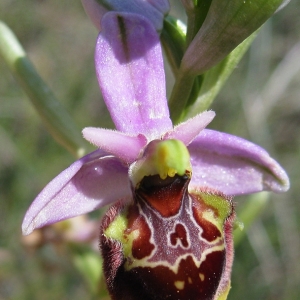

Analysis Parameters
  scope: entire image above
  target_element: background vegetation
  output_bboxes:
[1,0,299,299]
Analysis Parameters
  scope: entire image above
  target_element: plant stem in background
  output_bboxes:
[168,70,195,123]
[0,21,85,158]
[234,192,270,246]
[185,32,258,119]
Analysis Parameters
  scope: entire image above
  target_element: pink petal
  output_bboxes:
[95,12,172,140]
[22,150,131,235]
[163,111,215,145]
[82,127,147,163]
[188,129,290,195]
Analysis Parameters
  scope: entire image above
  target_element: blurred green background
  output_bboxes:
[0,0,299,299]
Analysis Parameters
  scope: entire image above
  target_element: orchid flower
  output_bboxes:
[22,12,289,300]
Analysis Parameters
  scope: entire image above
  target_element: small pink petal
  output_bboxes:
[22,150,131,235]
[163,111,215,145]
[188,129,290,195]
[82,127,147,163]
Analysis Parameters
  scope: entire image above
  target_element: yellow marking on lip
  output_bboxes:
[174,280,185,290]
[217,280,231,300]
[199,273,205,281]
[202,210,224,237]
[199,192,232,224]
[104,208,139,258]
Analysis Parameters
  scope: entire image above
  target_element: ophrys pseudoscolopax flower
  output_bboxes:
[22,12,289,300]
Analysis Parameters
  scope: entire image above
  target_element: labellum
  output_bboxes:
[100,140,235,300]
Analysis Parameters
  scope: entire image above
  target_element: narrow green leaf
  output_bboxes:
[184,31,257,118]
[181,0,284,75]
[0,21,85,157]
[168,71,196,123]
[161,16,186,78]
[234,192,270,246]
[185,0,213,47]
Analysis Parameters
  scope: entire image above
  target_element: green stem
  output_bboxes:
[184,31,258,118]
[168,71,195,124]
[234,192,270,246]
[160,16,186,78]
[0,21,85,158]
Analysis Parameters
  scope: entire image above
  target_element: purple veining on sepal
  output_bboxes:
[99,0,169,31]
[188,129,290,195]
[95,12,172,140]
[82,127,147,163]
[22,150,131,235]
[81,0,170,31]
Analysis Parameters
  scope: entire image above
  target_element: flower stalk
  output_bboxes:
[169,71,196,123]
[0,21,85,158]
